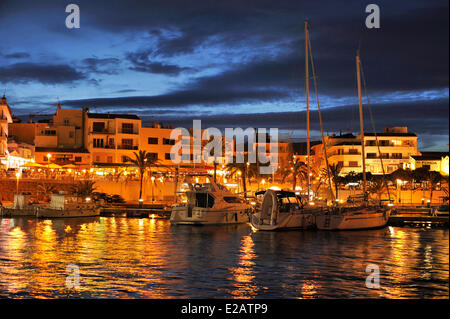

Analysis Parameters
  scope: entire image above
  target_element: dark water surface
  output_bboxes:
[0,217,448,298]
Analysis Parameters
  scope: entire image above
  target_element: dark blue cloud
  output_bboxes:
[0,62,86,84]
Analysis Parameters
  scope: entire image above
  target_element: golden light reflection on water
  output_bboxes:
[0,217,448,298]
[229,234,259,298]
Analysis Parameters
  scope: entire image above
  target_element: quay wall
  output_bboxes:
[0,178,177,203]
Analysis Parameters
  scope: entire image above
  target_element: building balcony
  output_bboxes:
[118,130,139,135]
[92,144,116,149]
[329,152,361,157]
[90,129,115,135]
[117,145,138,150]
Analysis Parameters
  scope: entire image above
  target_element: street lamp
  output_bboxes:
[15,172,21,194]
[151,176,156,202]
[46,153,52,177]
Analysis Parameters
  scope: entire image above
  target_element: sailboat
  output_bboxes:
[315,50,391,230]
[249,22,325,231]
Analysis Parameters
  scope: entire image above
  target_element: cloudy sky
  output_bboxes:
[0,0,448,150]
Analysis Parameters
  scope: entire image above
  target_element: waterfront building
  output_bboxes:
[3,100,445,181]
[411,152,449,176]
[85,112,141,165]
[311,127,420,176]
[0,95,13,164]
[139,122,177,166]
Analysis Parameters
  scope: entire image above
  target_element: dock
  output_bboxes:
[100,205,172,219]
[388,215,449,227]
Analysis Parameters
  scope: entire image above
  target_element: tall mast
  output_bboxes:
[305,21,311,201]
[356,50,367,199]
[307,27,335,203]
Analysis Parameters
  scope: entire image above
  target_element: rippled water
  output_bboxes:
[0,217,448,298]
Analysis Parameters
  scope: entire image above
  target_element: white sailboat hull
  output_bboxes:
[316,207,390,230]
[170,206,249,225]
[250,211,315,231]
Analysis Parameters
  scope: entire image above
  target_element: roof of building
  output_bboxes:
[329,133,356,139]
[87,113,140,120]
[411,152,449,161]
[364,132,417,137]
[35,147,90,154]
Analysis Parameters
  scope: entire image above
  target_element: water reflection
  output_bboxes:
[0,217,448,298]
[229,234,258,298]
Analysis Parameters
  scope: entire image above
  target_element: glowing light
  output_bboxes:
[250,201,256,206]
[269,186,281,190]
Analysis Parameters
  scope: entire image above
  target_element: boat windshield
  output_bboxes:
[193,193,215,208]
[277,195,301,212]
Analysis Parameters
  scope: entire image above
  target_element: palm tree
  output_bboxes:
[71,180,96,197]
[37,183,57,201]
[328,163,343,200]
[367,176,386,201]
[226,161,248,198]
[282,158,307,190]
[126,150,159,204]
[428,171,444,205]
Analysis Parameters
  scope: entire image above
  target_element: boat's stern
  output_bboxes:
[170,206,208,225]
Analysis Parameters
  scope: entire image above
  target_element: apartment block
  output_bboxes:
[0,95,13,159]
[312,127,419,175]
[85,113,141,164]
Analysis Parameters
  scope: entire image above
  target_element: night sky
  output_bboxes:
[0,0,448,150]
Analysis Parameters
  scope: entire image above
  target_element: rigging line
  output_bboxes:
[307,33,335,202]
[359,58,391,201]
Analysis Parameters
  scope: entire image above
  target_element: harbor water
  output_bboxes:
[0,217,448,298]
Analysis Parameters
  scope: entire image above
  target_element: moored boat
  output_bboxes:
[36,193,100,218]
[250,190,319,231]
[315,203,390,230]
[170,174,252,225]
[1,194,37,217]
